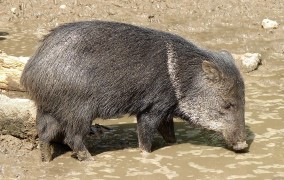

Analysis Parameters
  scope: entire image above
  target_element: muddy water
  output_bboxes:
[0,25,39,56]
[0,22,284,179]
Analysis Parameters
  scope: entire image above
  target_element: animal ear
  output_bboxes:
[202,61,223,82]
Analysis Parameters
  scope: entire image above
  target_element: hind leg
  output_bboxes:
[36,110,62,162]
[67,135,93,161]
[63,115,93,161]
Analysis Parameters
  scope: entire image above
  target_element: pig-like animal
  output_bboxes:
[21,21,248,161]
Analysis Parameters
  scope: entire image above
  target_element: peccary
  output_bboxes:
[20,21,248,161]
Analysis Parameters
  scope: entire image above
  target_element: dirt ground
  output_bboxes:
[0,0,283,57]
[0,0,283,179]
[0,0,283,43]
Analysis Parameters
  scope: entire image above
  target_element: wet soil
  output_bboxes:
[0,0,284,179]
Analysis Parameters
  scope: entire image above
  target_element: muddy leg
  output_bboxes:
[137,111,164,152]
[64,118,93,161]
[39,141,52,162]
[157,116,176,143]
[65,134,93,161]
[36,110,62,162]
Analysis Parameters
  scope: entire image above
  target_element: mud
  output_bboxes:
[0,0,284,179]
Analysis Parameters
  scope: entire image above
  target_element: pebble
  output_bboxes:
[11,8,17,13]
[59,4,66,9]
[262,19,279,29]
[240,53,262,72]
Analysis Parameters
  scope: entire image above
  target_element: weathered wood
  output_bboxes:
[0,52,29,91]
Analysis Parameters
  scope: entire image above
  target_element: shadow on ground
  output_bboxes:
[51,121,255,160]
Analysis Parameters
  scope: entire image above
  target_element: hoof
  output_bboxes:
[73,151,94,161]
[139,142,152,153]
[141,150,151,157]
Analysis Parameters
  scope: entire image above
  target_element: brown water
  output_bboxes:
[0,19,284,179]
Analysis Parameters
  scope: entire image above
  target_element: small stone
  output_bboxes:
[261,19,279,29]
[11,8,17,13]
[59,4,66,9]
[240,53,261,72]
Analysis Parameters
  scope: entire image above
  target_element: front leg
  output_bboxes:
[136,112,159,152]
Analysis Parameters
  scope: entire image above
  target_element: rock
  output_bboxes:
[233,53,262,73]
[262,19,279,29]
[59,4,66,9]
[240,53,262,72]
[0,94,36,139]
[11,8,17,14]
[0,52,29,91]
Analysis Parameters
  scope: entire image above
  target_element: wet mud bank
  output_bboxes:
[0,0,284,179]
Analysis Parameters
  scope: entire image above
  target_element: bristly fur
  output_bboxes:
[20,20,246,160]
